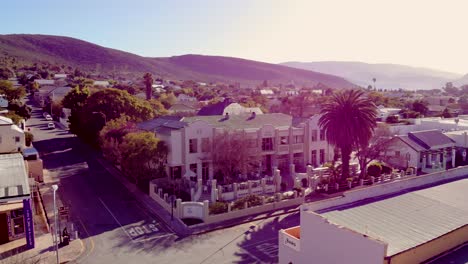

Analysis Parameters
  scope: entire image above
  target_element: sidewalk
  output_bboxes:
[0,233,83,264]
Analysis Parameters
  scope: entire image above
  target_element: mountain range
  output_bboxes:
[282,61,465,90]
[0,34,354,88]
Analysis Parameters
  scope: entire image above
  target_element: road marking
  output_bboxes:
[98,197,136,243]
[243,237,277,248]
[239,248,263,263]
[76,215,95,261]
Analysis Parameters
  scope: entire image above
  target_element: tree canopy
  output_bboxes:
[319,89,377,180]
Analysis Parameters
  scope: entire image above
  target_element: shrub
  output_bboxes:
[381,164,392,174]
[232,195,262,210]
[367,163,382,177]
[209,202,228,215]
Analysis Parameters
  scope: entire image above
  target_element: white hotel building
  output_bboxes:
[138,113,333,183]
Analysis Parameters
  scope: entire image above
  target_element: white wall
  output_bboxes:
[0,124,25,153]
[279,210,387,264]
[184,120,213,178]
[304,165,468,213]
[386,138,420,168]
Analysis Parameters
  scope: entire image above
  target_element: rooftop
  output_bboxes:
[0,153,30,200]
[408,129,455,149]
[182,113,293,130]
[320,178,468,256]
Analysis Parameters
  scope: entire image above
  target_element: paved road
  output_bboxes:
[26,98,299,263]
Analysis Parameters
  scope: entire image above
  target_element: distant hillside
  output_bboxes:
[453,73,468,87]
[281,61,462,90]
[0,34,355,88]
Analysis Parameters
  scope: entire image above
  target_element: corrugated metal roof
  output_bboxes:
[0,153,30,200]
[321,179,468,256]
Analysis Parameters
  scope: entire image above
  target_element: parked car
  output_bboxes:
[45,115,53,121]
[43,112,50,118]
[47,122,55,129]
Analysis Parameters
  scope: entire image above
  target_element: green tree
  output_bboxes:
[62,87,91,136]
[25,132,34,147]
[159,92,176,109]
[0,81,26,102]
[210,131,261,184]
[79,88,154,146]
[143,73,153,100]
[412,100,428,116]
[119,132,168,188]
[319,90,377,180]
[4,112,22,125]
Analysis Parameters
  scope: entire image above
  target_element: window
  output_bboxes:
[311,150,317,167]
[319,149,325,164]
[294,135,304,143]
[311,130,318,142]
[15,136,20,143]
[10,209,24,237]
[170,166,181,179]
[189,138,198,153]
[280,136,289,145]
[319,129,325,141]
[262,138,274,151]
[201,138,210,152]
[202,162,209,181]
[190,163,198,175]
[0,136,2,144]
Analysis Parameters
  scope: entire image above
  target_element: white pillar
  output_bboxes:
[452,148,456,168]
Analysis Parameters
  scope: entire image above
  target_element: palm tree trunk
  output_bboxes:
[340,146,352,180]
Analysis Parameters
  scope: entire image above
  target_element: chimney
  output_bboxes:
[225,112,229,119]
[251,112,256,119]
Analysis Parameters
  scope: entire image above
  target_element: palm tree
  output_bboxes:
[143,72,153,100]
[319,90,377,180]
[372,78,376,90]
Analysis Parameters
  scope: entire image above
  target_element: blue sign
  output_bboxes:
[23,199,35,249]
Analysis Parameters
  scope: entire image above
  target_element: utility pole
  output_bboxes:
[52,185,59,264]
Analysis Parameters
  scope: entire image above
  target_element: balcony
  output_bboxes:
[277,145,289,153]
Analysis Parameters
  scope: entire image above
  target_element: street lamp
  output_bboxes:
[51,184,59,264]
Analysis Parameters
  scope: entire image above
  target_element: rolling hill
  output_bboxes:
[0,34,355,88]
[281,61,463,90]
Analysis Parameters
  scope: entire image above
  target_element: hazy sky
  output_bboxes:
[2,0,468,74]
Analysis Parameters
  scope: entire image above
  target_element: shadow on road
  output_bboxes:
[233,212,300,264]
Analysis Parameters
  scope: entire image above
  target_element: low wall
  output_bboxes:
[305,165,468,212]
[205,196,303,225]
[149,181,172,212]
[26,159,44,182]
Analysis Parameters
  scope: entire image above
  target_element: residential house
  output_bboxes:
[168,103,198,115]
[198,99,263,116]
[176,94,197,105]
[386,130,456,173]
[93,80,110,87]
[53,73,68,79]
[137,113,332,183]
[0,116,25,154]
[425,96,453,106]
[377,105,401,121]
[34,79,55,86]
